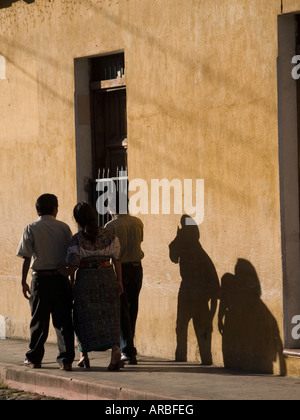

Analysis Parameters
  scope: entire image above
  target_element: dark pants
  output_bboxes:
[120,263,143,357]
[26,273,75,366]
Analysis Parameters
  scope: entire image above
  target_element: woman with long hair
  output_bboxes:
[61,202,123,371]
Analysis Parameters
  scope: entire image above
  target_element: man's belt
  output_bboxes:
[122,262,142,267]
[32,270,60,276]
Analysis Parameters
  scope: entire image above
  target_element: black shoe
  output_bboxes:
[121,353,138,365]
[60,363,72,371]
[24,358,42,369]
[108,350,124,371]
[129,355,138,365]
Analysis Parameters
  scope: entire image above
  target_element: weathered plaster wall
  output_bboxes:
[0,0,295,375]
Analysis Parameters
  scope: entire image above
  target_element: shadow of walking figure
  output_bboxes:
[169,216,220,365]
[0,0,34,9]
[218,259,286,375]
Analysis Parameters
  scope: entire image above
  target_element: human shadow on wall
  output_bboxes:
[218,259,286,375]
[0,0,34,9]
[169,215,220,365]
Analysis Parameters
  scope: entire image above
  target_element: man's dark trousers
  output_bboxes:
[120,263,143,357]
[26,273,75,366]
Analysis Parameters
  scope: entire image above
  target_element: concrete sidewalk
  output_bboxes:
[0,339,300,400]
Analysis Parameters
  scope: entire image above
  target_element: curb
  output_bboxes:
[0,363,173,400]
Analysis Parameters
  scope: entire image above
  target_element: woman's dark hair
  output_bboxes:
[73,202,99,242]
[36,194,58,216]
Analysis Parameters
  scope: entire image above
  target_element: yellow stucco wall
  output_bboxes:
[284,0,300,13]
[0,0,299,375]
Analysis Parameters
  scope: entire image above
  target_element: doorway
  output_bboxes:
[278,14,300,349]
[90,52,128,179]
[74,51,128,226]
[90,53,128,225]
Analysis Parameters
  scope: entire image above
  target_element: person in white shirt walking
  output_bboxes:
[16,194,75,371]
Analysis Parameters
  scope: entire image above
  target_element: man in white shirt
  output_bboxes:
[17,194,75,371]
